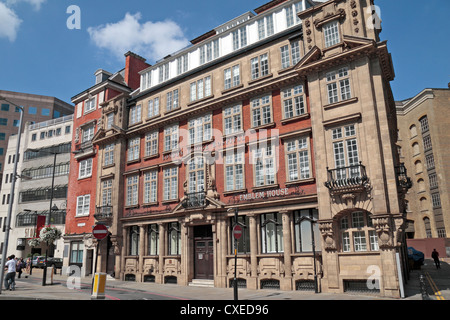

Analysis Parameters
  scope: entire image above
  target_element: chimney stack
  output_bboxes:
[124,51,151,90]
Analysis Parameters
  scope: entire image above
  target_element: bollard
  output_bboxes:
[91,273,107,300]
[46,267,54,285]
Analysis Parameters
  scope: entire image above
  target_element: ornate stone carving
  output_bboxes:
[372,215,405,249]
[319,220,336,251]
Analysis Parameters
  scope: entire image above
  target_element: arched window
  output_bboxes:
[420,197,428,211]
[412,142,420,156]
[409,124,417,138]
[423,217,432,238]
[339,211,378,252]
[415,160,423,174]
[417,178,425,192]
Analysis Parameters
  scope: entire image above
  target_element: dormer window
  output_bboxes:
[323,20,340,48]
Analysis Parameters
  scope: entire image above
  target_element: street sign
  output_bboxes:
[93,224,108,240]
[233,225,242,240]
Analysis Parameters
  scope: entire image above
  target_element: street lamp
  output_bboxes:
[28,148,59,286]
[0,96,24,295]
[296,215,319,293]
[228,207,239,301]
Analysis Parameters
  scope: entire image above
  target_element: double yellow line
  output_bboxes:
[425,271,445,300]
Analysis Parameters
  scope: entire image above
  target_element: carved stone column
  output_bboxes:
[120,227,128,280]
[138,224,146,281]
[158,222,165,284]
[248,213,258,290]
[281,210,292,290]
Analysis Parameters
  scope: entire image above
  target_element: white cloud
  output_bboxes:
[87,12,190,62]
[5,0,46,11]
[0,2,22,42]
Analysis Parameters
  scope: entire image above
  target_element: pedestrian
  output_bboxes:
[431,249,440,269]
[16,258,24,278]
[26,257,31,274]
[4,255,16,291]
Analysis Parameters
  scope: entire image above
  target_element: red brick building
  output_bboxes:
[63,52,149,275]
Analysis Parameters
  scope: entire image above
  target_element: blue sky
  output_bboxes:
[0,0,448,105]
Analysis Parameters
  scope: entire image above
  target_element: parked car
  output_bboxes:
[32,256,62,269]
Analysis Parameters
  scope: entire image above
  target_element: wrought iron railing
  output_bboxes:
[182,191,206,209]
[324,163,369,190]
[395,163,412,190]
[95,206,113,220]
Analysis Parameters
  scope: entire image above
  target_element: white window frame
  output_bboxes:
[224,150,244,192]
[102,179,112,206]
[257,14,274,40]
[164,124,179,152]
[326,67,351,104]
[190,76,212,102]
[253,141,276,187]
[127,137,140,162]
[81,124,95,143]
[282,84,305,119]
[104,143,114,166]
[84,97,96,114]
[285,136,311,182]
[223,104,242,136]
[251,94,272,128]
[224,65,240,90]
[232,27,247,51]
[147,97,160,118]
[323,20,340,47]
[79,158,93,179]
[250,53,269,80]
[129,104,142,125]
[126,175,139,206]
[143,170,158,204]
[332,124,359,178]
[188,114,212,145]
[76,194,90,216]
[145,131,158,157]
[166,89,179,112]
[163,166,178,201]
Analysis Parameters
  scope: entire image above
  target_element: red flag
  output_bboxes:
[36,215,46,238]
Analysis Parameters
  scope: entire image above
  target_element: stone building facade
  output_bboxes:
[91,0,409,298]
[396,87,450,242]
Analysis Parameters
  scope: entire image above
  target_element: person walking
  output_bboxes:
[16,258,24,279]
[431,249,440,269]
[4,255,16,291]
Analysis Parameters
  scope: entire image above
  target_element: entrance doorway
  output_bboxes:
[194,225,213,280]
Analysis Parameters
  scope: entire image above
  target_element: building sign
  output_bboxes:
[239,188,290,201]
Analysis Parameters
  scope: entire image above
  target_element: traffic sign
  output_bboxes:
[233,225,242,240]
[93,224,108,240]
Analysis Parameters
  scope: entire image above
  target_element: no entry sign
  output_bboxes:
[93,224,108,240]
[233,225,242,240]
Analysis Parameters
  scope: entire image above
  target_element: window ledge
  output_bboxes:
[251,122,275,130]
[125,205,139,210]
[248,73,273,85]
[165,106,181,115]
[145,114,161,122]
[102,163,115,170]
[252,184,279,192]
[142,202,158,207]
[285,178,315,186]
[187,95,214,107]
[323,97,358,110]
[127,158,141,165]
[128,120,143,128]
[161,199,179,205]
[223,188,247,196]
[221,84,244,95]
[281,113,310,125]
[143,154,159,161]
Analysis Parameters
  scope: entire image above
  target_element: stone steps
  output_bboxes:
[188,279,214,288]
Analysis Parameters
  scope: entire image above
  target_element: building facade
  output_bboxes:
[396,86,450,254]
[64,53,149,277]
[90,0,409,298]
[0,115,73,260]
[0,90,74,183]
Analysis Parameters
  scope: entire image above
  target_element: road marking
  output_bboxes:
[425,271,445,300]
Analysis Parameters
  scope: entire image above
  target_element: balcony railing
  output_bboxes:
[395,163,412,190]
[95,206,113,221]
[324,163,370,191]
[182,191,206,209]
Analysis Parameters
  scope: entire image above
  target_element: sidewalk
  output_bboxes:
[0,259,448,301]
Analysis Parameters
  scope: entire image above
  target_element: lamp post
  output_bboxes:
[228,207,239,301]
[28,148,59,286]
[297,215,319,293]
[0,96,24,295]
